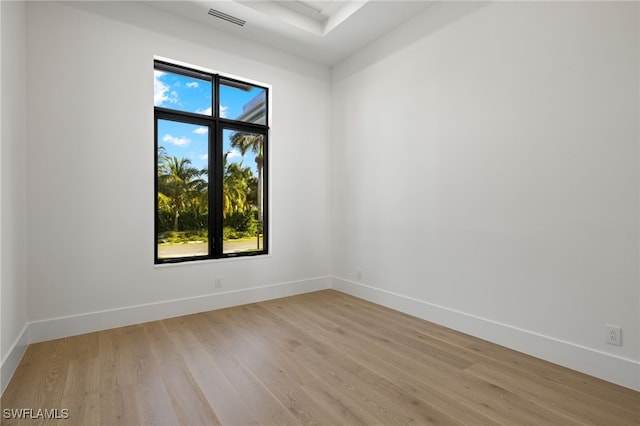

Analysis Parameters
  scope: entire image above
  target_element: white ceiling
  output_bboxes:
[148,1,436,66]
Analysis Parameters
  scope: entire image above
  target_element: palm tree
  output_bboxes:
[222,153,253,218]
[158,156,207,232]
[229,132,264,227]
[157,146,168,172]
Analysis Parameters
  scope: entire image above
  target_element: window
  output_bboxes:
[154,60,268,263]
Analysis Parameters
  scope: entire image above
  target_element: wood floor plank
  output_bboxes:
[167,322,261,426]
[464,338,640,412]
[465,361,640,425]
[185,311,302,426]
[60,356,99,426]
[98,328,135,391]
[215,305,384,425]
[227,304,421,425]
[327,291,639,415]
[322,290,640,414]
[217,308,348,426]
[99,385,141,426]
[310,293,476,370]
[141,321,221,425]
[2,290,638,425]
[118,324,180,426]
[261,297,501,426]
[12,339,71,425]
[288,293,586,425]
[318,291,487,361]
[241,304,425,425]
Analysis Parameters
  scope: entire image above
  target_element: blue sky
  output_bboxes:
[154,69,263,176]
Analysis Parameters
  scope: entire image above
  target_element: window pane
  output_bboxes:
[154,68,212,116]
[222,128,264,254]
[157,119,209,259]
[220,78,266,124]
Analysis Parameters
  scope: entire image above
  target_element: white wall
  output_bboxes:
[1,0,29,393]
[25,1,331,339]
[331,1,640,389]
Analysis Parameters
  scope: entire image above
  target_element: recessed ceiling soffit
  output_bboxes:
[235,0,369,36]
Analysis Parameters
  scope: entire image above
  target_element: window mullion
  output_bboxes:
[213,122,224,257]
[211,75,222,257]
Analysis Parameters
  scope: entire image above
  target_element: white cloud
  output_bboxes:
[154,70,178,106]
[196,107,212,116]
[186,82,199,88]
[199,154,209,160]
[162,134,190,148]
[196,106,227,117]
[226,149,241,159]
[154,71,169,106]
[193,127,208,135]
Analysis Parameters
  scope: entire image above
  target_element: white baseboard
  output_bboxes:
[331,277,640,391]
[28,276,331,344]
[1,323,29,395]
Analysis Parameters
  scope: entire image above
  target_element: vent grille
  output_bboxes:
[208,9,246,26]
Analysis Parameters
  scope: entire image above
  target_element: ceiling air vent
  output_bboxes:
[208,9,246,27]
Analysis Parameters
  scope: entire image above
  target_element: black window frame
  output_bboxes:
[154,60,269,264]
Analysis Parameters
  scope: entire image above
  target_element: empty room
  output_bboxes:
[1,0,639,424]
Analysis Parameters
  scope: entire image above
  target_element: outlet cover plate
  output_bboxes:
[605,325,622,346]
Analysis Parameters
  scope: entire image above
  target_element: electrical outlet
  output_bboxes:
[356,269,362,281]
[215,277,223,288]
[605,325,622,346]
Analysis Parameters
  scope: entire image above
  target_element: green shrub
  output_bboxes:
[158,230,207,244]
[158,209,260,242]
[225,210,259,239]
[223,227,239,240]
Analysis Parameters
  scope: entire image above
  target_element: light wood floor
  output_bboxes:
[2,290,639,425]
